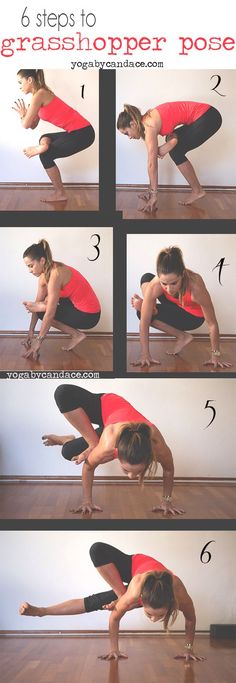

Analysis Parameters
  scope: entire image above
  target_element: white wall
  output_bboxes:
[116,70,236,186]
[0,68,98,183]
[127,233,236,334]
[0,227,113,332]
[0,530,235,631]
[0,378,235,477]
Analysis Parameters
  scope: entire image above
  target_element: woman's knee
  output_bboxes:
[39,135,51,149]
[89,542,106,567]
[140,272,155,286]
[54,384,73,413]
[61,441,75,461]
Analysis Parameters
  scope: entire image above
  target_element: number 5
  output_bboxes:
[204,400,216,428]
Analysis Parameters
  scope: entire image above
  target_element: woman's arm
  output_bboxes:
[174,577,205,662]
[192,278,232,368]
[71,430,115,515]
[151,427,185,516]
[23,270,61,359]
[22,276,47,349]
[132,280,162,367]
[20,90,45,129]
[99,581,140,660]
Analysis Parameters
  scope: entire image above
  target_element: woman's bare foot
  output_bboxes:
[131,293,157,316]
[166,332,193,355]
[42,434,75,447]
[23,144,47,158]
[179,190,206,206]
[158,135,178,159]
[131,294,143,312]
[40,191,67,203]
[62,331,86,351]
[19,601,44,617]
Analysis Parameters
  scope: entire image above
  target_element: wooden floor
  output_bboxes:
[0,481,235,519]
[127,338,236,374]
[116,188,236,219]
[0,336,113,372]
[1,635,235,683]
[0,186,99,211]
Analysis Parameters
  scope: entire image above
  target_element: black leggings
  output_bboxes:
[39,124,95,169]
[140,273,204,331]
[37,298,100,330]
[84,543,133,612]
[168,106,222,166]
[54,384,104,461]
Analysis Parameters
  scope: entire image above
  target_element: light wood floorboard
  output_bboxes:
[0,482,235,519]
[127,338,236,374]
[0,187,99,212]
[1,635,235,683]
[0,336,113,372]
[116,188,236,220]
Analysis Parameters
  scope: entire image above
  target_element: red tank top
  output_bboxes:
[155,101,210,136]
[101,394,153,428]
[132,554,170,577]
[59,266,100,313]
[162,287,204,318]
[38,96,90,132]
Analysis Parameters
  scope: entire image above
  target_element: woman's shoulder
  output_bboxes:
[187,269,205,293]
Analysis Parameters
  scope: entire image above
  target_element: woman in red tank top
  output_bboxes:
[117,100,222,212]
[12,69,95,203]
[131,246,231,369]
[19,541,205,663]
[42,383,184,517]
[22,239,100,360]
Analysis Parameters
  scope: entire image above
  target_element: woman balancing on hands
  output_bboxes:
[22,240,101,360]
[12,69,95,202]
[132,246,231,369]
[20,542,205,663]
[117,101,222,212]
[42,384,184,516]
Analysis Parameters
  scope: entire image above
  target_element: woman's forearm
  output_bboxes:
[82,462,95,503]
[29,313,38,333]
[147,158,158,190]
[38,312,56,339]
[139,319,151,356]
[162,465,174,498]
[208,321,220,352]
[109,612,120,652]
[185,616,196,647]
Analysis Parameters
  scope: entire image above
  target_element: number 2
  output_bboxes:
[210,75,226,97]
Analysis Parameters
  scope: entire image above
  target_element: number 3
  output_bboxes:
[87,233,101,261]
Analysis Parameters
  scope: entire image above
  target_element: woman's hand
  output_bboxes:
[70,500,103,515]
[131,355,161,368]
[21,331,34,349]
[22,339,41,360]
[137,190,151,201]
[152,500,185,516]
[12,99,28,118]
[174,651,206,662]
[139,194,158,213]
[203,355,232,369]
[102,600,119,611]
[71,446,95,465]
[98,651,128,661]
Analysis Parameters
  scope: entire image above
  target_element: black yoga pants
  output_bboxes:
[84,542,133,612]
[139,272,204,331]
[54,384,104,461]
[39,124,95,169]
[168,106,222,166]
[37,298,100,330]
